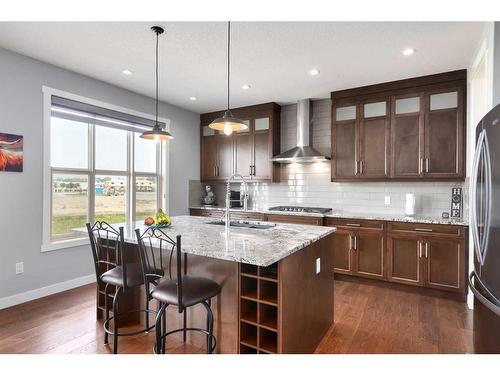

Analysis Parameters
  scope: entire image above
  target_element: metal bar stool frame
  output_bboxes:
[86,221,156,354]
[135,226,217,354]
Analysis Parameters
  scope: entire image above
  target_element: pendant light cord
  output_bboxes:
[227,21,230,111]
[155,29,159,127]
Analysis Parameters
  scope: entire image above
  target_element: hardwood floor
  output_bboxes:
[0,279,472,354]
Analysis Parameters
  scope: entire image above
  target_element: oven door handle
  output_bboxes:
[469,270,500,317]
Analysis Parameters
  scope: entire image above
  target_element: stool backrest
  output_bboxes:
[135,227,184,312]
[86,221,127,288]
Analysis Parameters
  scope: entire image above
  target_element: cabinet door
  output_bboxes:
[217,131,234,179]
[391,95,424,178]
[234,119,252,178]
[424,88,464,178]
[423,238,464,292]
[332,230,354,275]
[253,117,272,179]
[359,100,389,178]
[387,235,423,286]
[353,231,385,280]
[332,104,358,179]
[201,125,218,181]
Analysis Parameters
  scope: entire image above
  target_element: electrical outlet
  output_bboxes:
[384,196,391,205]
[15,262,24,275]
[316,258,321,274]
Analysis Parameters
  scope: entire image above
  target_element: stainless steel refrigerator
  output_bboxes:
[469,103,500,353]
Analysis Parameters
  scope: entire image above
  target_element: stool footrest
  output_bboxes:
[153,327,217,354]
[103,309,157,337]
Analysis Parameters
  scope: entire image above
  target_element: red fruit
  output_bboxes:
[144,217,155,226]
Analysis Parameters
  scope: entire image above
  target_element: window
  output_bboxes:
[43,88,167,250]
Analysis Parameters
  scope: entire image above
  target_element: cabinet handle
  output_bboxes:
[353,235,358,250]
[415,228,433,232]
[425,242,429,258]
[425,158,430,173]
[346,223,361,227]
[419,241,423,258]
[252,165,255,176]
[249,165,252,176]
[419,158,423,174]
[213,166,217,177]
[360,161,364,175]
[349,235,353,250]
[354,160,359,175]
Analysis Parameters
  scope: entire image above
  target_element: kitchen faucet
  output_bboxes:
[225,174,248,233]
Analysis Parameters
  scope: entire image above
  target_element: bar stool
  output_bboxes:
[135,226,221,354]
[86,221,155,354]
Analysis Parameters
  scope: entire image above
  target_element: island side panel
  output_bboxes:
[279,233,335,353]
[162,253,240,354]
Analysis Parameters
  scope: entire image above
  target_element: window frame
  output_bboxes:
[42,87,169,252]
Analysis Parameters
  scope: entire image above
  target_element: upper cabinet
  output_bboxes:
[200,103,281,182]
[332,99,390,180]
[331,70,466,181]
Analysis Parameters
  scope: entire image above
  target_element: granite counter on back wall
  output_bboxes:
[189,205,469,226]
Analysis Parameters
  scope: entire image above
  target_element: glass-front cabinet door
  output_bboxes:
[252,117,271,179]
[390,94,424,178]
[333,104,358,179]
[424,88,464,178]
[201,125,218,180]
[234,119,252,178]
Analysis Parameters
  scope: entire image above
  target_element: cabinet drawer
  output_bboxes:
[387,222,465,238]
[189,209,224,218]
[266,214,323,226]
[324,218,384,231]
[230,212,266,221]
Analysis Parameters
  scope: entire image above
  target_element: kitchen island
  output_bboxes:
[78,215,336,354]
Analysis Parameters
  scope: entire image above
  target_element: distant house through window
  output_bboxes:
[42,88,168,251]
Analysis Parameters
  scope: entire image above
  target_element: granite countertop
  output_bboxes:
[189,206,469,226]
[76,215,336,267]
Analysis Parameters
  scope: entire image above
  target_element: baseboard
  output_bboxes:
[0,274,95,310]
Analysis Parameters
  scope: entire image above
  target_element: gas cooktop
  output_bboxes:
[268,206,332,214]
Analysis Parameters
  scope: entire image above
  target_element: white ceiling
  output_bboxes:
[0,22,484,113]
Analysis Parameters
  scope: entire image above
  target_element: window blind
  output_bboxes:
[51,96,168,133]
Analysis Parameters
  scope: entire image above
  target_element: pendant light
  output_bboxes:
[209,21,248,136]
[140,26,174,141]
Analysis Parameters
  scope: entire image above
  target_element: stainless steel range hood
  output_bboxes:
[272,99,331,163]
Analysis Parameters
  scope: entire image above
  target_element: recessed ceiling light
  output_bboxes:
[189,96,197,101]
[122,69,133,75]
[402,48,416,56]
[241,84,251,90]
[309,69,320,76]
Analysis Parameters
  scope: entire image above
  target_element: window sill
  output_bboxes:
[41,237,90,252]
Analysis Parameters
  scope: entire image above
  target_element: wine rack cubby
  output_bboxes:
[238,262,279,354]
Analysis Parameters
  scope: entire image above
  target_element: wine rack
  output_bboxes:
[239,262,279,354]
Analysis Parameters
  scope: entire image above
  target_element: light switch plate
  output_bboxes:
[316,258,321,274]
[384,196,391,205]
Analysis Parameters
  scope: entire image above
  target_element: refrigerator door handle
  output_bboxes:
[481,131,492,264]
[470,130,485,265]
[469,270,500,317]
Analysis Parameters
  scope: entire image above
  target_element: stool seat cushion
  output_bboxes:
[100,263,144,288]
[151,276,221,307]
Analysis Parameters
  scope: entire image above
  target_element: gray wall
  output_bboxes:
[494,22,500,106]
[0,47,199,299]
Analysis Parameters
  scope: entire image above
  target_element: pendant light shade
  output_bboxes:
[209,21,248,136]
[140,26,174,141]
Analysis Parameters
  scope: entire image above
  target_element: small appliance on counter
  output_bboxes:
[268,206,332,214]
[405,193,415,216]
[202,185,216,206]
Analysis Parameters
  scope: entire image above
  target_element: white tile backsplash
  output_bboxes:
[190,99,468,220]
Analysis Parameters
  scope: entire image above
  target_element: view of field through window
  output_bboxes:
[51,176,157,238]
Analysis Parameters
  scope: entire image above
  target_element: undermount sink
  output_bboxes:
[207,220,276,230]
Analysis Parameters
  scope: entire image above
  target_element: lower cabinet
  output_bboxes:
[326,219,385,280]
[387,225,467,294]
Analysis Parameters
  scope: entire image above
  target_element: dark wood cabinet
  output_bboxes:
[332,70,466,181]
[200,126,219,180]
[266,214,323,226]
[387,222,467,294]
[200,103,281,182]
[387,234,423,286]
[325,218,385,280]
